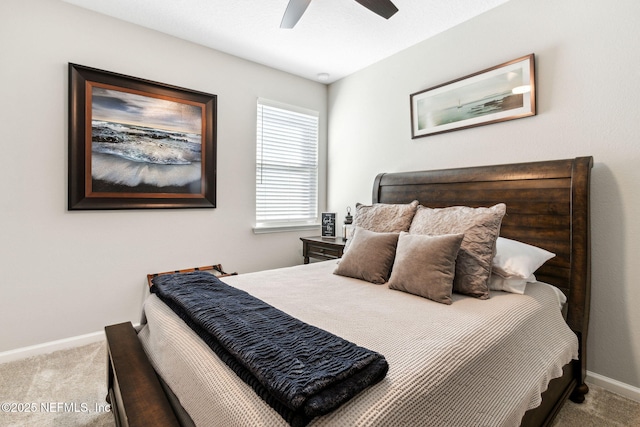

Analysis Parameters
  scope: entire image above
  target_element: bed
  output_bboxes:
[104,156,592,427]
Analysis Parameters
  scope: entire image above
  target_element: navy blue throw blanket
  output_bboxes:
[150,272,388,427]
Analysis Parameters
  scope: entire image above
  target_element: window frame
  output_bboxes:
[254,98,320,234]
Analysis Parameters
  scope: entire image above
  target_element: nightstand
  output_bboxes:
[300,236,346,264]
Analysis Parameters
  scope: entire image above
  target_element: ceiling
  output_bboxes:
[62,0,509,83]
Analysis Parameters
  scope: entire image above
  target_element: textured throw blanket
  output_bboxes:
[150,272,388,427]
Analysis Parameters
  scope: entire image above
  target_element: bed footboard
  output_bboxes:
[105,322,180,427]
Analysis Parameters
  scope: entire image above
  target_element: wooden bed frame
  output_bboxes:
[105,156,592,427]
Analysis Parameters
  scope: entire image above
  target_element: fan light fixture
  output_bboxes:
[281,0,398,29]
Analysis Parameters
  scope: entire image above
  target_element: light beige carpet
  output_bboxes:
[551,382,640,427]
[0,342,112,427]
[0,342,638,426]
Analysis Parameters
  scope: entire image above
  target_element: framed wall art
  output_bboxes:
[321,212,337,237]
[68,64,217,209]
[410,54,535,138]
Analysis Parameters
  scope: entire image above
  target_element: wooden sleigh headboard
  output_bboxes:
[372,157,593,392]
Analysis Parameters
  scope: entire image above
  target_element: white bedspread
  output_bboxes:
[138,261,578,427]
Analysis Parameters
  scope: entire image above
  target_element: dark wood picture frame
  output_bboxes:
[410,54,536,138]
[68,64,217,210]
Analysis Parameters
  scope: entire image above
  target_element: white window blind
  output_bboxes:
[256,99,319,229]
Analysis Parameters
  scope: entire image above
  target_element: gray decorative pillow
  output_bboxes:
[409,204,506,299]
[388,232,464,305]
[334,227,399,284]
[355,200,419,232]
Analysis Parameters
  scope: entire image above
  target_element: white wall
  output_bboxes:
[2,0,638,396]
[0,0,327,352]
[328,0,640,389]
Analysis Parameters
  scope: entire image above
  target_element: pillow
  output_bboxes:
[409,203,506,299]
[388,232,464,305]
[344,200,419,252]
[354,200,419,233]
[333,227,399,284]
[488,273,537,294]
[492,237,555,279]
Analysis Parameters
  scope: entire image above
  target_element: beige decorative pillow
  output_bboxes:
[409,204,506,299]
[355,200,419,232]
[334,227,399,284]
[388,232,464,305]
[344,200,419,253]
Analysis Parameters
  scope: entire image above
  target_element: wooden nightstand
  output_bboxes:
[300,236,346,264]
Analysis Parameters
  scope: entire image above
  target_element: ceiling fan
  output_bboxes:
[280,0,399,29]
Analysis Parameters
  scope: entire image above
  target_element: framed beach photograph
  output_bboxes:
[68,64,217,209]
[410,54,535,138]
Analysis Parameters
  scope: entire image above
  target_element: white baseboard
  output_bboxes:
[0,323,143,365]
[587,370,640,402]
[0,330,106,364]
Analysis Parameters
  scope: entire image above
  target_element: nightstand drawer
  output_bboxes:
[300,236,346,264]
[307,244,342,259]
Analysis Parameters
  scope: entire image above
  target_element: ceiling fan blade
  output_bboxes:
[354,0,398,19]
[280,0,312,29]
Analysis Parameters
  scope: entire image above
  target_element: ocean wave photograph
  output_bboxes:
[92,152,202,193]
[90,87,204,193]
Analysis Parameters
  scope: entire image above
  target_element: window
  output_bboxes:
[255,99,319,231]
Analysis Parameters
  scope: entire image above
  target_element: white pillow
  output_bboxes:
[492,237,555,279]
[488,273,536,294]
